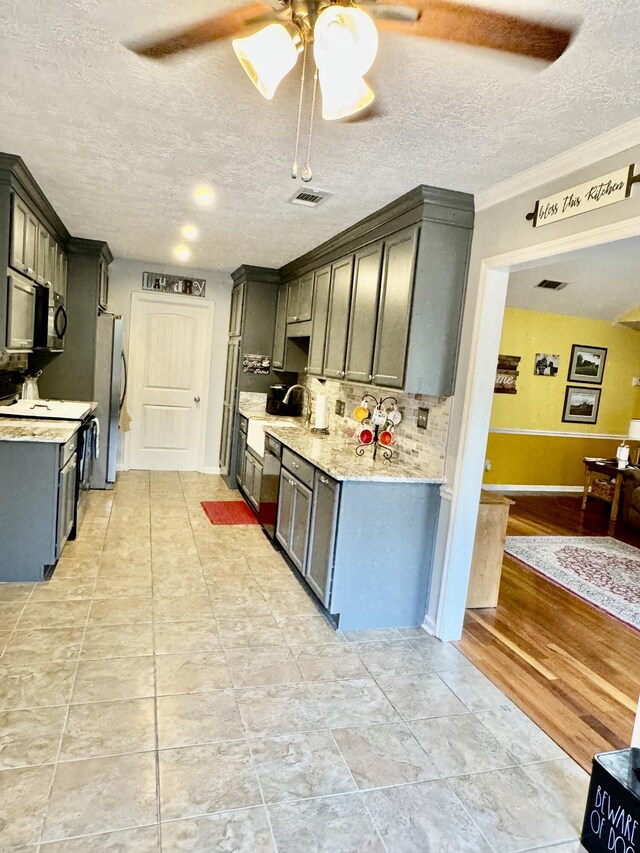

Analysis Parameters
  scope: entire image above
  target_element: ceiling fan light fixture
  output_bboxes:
[313,5,378,77]
[232,22,302,100]
[318,68,375,120]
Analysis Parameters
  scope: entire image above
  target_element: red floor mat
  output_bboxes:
[201,500,259,525]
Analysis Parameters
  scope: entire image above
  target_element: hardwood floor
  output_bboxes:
[457,494,640,771]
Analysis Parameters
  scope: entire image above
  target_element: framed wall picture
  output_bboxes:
[534,353,559,376]
[562,386,602,424]
[567,344,607,384]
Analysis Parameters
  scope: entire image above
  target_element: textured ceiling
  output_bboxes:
[0,0,638,271]
[507,236,640,321]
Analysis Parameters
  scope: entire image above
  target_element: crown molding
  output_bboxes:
[476,116,640,211]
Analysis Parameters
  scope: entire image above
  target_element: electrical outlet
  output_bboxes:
[485,459,492,471]
[417,407,429,430]
[335,400,345,417]
[633,377,640,387]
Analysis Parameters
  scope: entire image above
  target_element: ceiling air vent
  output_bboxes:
[535,279,569,290]
[288,188,332,208]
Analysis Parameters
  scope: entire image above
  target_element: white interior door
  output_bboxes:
[128,293,214,471]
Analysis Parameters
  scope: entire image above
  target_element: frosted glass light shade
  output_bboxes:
[318,68,375,120]
[629,419,640,441]
[232,23,301,100]
[313,6,378,75]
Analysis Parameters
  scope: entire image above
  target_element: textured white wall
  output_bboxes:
[108,258,232,472]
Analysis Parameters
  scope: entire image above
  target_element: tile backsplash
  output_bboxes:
[302,376,450,476]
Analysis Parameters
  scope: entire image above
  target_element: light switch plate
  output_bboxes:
[335,400,345,417]
[417,407,429,430]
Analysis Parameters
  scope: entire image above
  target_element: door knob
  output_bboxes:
[194,395,201,403]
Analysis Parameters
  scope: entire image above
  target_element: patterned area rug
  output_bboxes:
[504,536,640,633]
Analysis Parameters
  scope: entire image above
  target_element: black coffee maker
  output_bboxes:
[266,384,302,416]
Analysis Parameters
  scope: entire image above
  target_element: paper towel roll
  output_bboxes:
[314,394,328,430]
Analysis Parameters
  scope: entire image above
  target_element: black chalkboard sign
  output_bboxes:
[582,750,640,853]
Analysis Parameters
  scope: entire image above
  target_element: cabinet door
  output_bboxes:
[306,472,339,607]
[297,272,314,322]
[289,478,312,574]
[286,279,300,323]
[229,283,244,336]
[36,224,50,284]
[220,403,232,472]
[345,241,383,384]
[57,453,77,557]
[56,246,68,300]
[98,260,109,309]
[323,256,354,379]
[49,236,59,294]
[9,194,27,273]
[307,265,330,376]
[372,226,419,389]
[223,339,240,406]
[272,283,288,370]
[24,211,38,278]
[236,430,247,487]
[276,469,295,552]
[244,451,255,500]
[250,458,263,509]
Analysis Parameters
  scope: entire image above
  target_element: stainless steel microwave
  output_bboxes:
[6,271,36,352]
[34,284,66,351]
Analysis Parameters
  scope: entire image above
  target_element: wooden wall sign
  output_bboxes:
[242,353,270,375]
[495,355,521,394]
[526,165,640,228]
[142,271,206,297]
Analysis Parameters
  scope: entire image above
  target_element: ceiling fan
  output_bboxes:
[128,0,574,181]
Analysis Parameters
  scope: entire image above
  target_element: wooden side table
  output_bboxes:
[581,459,625,522]
[466,490,515,609]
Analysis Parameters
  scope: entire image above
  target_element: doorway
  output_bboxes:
[126,292,214,471]
[452,237,640,767]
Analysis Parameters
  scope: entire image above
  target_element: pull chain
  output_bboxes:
[291,37,307,180]
[301,65,318,183]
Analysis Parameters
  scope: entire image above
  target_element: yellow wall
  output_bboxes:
[484,307,640,486]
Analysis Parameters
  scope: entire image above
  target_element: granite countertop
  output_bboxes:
[238,391,444,484]
[0,418,80,443]
[264,424,444,484]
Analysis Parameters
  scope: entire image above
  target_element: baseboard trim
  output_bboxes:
[482,484,583,493]
[201,466,221,475]
[421,616,436,635]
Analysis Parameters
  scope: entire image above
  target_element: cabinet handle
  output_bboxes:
[292,462,299,469]
[368,374,372,382]
[319,475,329,485]
[339,371,345,378]
[303,367,308,373]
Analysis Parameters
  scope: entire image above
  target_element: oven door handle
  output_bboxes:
[54,304,68,339]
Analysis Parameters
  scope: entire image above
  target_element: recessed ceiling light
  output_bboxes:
[174,244,191,262]
[182,224,199,241]
[194,186,214,207]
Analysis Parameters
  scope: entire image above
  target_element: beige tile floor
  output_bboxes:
[0,470,591,852]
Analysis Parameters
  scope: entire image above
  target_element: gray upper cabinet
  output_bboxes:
[272,283,287,370]
[307,265,330,376]
[323,256,354,380]
[229,282,244,337]
[305,471,339,607]
[372,225,419,389]
[297,272,314,322]
[9,194,38,279]
[344,241,383,384]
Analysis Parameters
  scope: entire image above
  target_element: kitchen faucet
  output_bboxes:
[283,384,312,424]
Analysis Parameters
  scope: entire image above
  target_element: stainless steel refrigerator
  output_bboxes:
[92,314,125,489]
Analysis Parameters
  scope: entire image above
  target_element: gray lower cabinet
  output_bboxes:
[323,256,354,379]
[372,225,419,388]
[0,433,79,581]
[276,469,312,573]
[307,265,330,376]
[344,241,383,384]
[305,471,339,607]
[236,428,247,488]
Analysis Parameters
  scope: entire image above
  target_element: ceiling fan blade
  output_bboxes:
[373,0,573,62]
[127,3,275,59]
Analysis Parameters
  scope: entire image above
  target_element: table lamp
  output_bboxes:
[629,418,640,465]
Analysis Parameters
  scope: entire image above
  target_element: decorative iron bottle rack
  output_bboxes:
[355,395,398,462]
